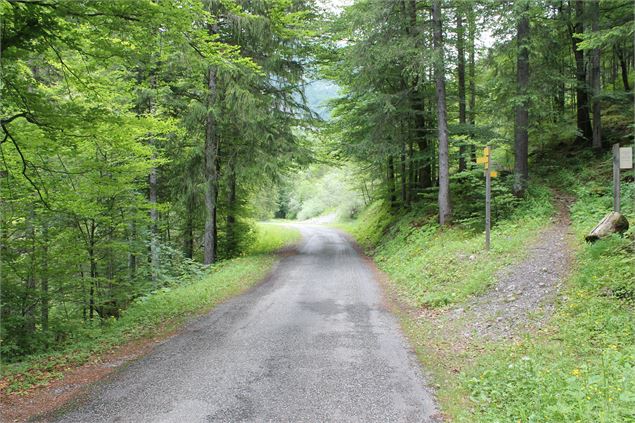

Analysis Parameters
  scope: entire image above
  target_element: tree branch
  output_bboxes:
[1,123,50,208]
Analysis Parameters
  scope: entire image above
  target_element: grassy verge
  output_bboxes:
[0,223,300,394]
[461,151,635,422]
[339,150,634,422]
[338,184,554,308]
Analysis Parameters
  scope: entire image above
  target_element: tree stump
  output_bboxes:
[585,212,630,242]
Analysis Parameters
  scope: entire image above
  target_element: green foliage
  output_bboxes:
[247,222,301,255]
[282,164,365,221]
[335,200,393,251]
[1,222,298,391]
[351,142,633,422]
[342,185,553,308]
[0,0,319,364]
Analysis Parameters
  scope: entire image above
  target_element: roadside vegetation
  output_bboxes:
[0,224,299,394]
[335,148,634,422]
[2,0,634,421]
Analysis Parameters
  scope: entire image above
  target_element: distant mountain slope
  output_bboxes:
[304,79,339,120]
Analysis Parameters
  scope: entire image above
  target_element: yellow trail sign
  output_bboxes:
[476,156,488,165]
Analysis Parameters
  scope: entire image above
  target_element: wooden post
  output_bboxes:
[485,145,491,251]
[613,143,620,212]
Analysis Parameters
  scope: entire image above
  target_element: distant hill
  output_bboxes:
[304,79,339,120]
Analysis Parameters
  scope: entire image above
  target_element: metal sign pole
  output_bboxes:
[485,145,491,251]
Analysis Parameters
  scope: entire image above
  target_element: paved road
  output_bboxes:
[52,225,438,422]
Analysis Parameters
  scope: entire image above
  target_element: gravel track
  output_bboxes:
[457,193,575,340]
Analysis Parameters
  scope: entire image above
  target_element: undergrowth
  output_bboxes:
[339,183,553,308]
[0,223,300,394]
[464,148,635,422]
[339,146,634,422]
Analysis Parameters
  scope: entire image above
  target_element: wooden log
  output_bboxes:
[585,211,629,242]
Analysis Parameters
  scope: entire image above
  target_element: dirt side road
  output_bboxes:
[44,225,438,422]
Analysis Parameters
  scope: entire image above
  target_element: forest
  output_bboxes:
[1,0,634,421]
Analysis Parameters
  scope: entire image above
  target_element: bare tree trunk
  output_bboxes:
[408,141,415,202]
[468,7,477,164]
[88,220,96,320]
[590,1,601,150]
[557,58,566,117]
[24,208,36,335]
[184,203,194,259]
[204,65,219,265]
[513,12,530,197]
[128,221,136,278]
[572,0,593,143]
[400,140,407,205]
[149,150,159,286]
[40,221,49,334]
[457,8,467,172]
[611,48,617,90]
[387,156,397,208]
[617,46,630,91]
[432,0,451,225]
[148,70,159,286]
[226,160,238,257]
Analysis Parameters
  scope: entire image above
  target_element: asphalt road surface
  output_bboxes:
[52,225,438,422]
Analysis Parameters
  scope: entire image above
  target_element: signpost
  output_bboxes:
[484,146,491,250]
[613,143,634,213]
[477,146,496,251]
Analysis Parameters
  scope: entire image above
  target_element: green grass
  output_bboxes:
[466,234,635,423]
[339,185,554,308]
[462,150,635,423]
[0,223,300,393]
[338,148,634,422]
[248,221,301,254]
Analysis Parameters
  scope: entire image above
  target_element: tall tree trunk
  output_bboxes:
[40,221,49,334]
[203,65,219,265]
[414,83,432,189]
[408,141,415,202]
[557,58,566,117]
[128,221,137,279]
[24,208,36,336]
[468,7,477,164]
[148,70,159,286]
[513,12,530,197]
[590,1,601,150]
[184,202,194,259]
[618,46,630,91]
[611,48,617,90]
[88,220,96,320]
[457,8,467,172]
[400,140,407,205]
[387,155,397,208]
[149,149,159,285]
[432,0,451,225]
[226,160,237,257]
[572,0,592,143]
[408,0,432,190]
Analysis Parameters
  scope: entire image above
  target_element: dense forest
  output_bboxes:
[1,1,634,418]
[318,0,633,216]
[1,0,318,359]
